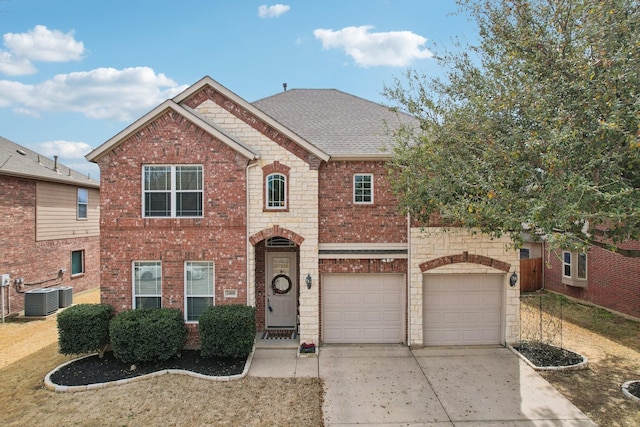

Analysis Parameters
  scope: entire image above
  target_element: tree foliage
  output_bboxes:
[384,0,640,255]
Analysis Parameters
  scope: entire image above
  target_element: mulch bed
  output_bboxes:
[49,350,247,386]
[513,342,584,367]
[628,382,640,399]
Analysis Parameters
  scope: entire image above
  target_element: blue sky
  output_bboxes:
[0,1,477,179]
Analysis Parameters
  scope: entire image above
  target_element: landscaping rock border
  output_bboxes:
[44,345,255,392]
[622,381,640,403]
[507,343,588,371]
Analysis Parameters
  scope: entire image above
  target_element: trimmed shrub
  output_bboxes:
[57,304,114,357]
[109,308,187,364]
[199,305,255,359]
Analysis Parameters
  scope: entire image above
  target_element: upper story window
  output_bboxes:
[263,162,290,212]
[354,174,373,204]
[562,251,588,287]
[77,188,88,219]
[133,261,162,308]
[266,173,287,209]
[143,165,203,217]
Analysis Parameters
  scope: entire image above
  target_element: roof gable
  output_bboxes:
[86,100,259,163]
[174,76,330,163]
[87,76,331,165]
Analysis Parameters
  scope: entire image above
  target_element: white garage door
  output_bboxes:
[323,274,404,344]
[423,274,503,346]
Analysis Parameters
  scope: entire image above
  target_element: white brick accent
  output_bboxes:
[409,227,520,347]
[197,100,320,344]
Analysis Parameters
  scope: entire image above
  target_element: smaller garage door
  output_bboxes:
[323,274,404,344]
[423,274,503,346]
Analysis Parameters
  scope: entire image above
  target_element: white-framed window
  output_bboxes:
[354,174,373,204]
[185,261,214,322]
[77,188,88,219]
[71,250,84,276]
[562,252,572,278]
[562,251,588,286]
[143,165,203,217]
[266,173,287,209]
[133,261,162,308]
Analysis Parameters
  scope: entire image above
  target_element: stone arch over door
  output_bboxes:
[419,251,512,273]
[250,226,304,332]
[249,225,305,247]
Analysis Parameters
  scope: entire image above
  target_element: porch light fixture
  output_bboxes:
[305,273,312,289]
[509,272,518,287]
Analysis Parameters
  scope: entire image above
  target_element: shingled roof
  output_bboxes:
[253,89,417,158]
[0,136,99,188]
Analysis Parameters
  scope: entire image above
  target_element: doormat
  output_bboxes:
[262,329,297,339]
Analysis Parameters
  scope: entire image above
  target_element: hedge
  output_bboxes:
[199,305,255,358]
[57,304,114,357]
[109,308,187,364]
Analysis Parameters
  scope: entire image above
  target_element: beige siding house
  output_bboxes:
[0,136,100,317]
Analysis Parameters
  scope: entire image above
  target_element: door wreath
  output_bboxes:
[271,274,292,294]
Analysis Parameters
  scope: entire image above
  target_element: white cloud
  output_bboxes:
[313,25,433,67]
[4,25,84,62]
[36,140,93,159]
[258,4,290,18]
[0,25,85,76]
[0,51,37,76]
[0,66,188,121]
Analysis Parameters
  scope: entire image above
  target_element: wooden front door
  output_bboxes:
[266,253,297,328]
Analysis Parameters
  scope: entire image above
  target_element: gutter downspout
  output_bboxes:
[246,160,259,306]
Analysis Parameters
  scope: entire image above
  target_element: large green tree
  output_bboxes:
[385,0,640,256]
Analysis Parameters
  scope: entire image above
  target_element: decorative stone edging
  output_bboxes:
[622,381,640,402]
[506,344,589,371]
[44,345,256,392]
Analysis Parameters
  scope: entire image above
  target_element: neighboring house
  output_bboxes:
[86,76,520,348]
[0,136,100,317]
[544,241,640,319]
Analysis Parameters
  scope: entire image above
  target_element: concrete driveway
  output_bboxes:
[319,345,596,427]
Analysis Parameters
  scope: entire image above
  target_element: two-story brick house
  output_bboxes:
[0,136,99,317]
[86,76,520,347]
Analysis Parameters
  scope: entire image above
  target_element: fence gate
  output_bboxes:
[520,258,542,292]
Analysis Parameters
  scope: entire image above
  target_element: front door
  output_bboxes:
[266,253,297,328]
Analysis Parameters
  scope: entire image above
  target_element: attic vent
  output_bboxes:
[16,149,26,155]
[266,237,295,247]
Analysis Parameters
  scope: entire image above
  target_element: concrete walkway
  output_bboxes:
[249,343,596,427]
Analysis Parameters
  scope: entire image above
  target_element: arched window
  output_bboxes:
[266,173,287,209]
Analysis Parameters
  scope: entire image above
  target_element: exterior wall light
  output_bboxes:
[305,273,312,289]
[509,272,518,287]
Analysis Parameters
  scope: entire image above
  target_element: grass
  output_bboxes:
[523,291,640,351]
[0,288,323,426]
[523,290,640,427]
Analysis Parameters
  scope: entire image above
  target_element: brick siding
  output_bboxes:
[0,175,99,315]
[545,243,640,318]
[96,110,249,346]
[318,161,407,244]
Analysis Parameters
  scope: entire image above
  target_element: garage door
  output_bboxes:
[423,274,502,345]
[323,274,404,344]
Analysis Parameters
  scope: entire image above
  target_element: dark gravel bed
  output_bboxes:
[49,350,247,386]
[513,342,584,367]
